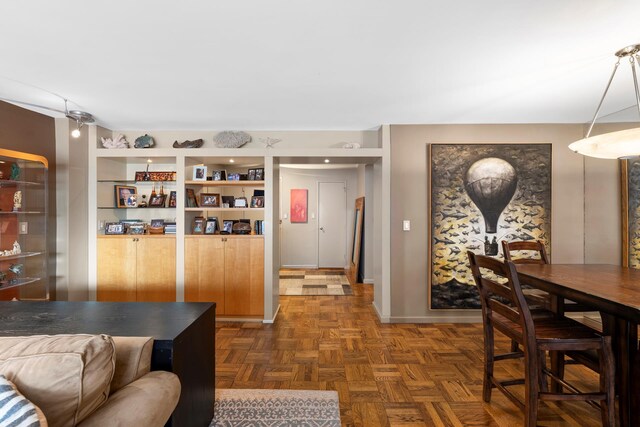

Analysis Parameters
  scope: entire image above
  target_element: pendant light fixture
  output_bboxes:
[568,44,640,159]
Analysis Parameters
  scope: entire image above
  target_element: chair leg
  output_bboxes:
[599,337,616,427]
[538,350,548,392]
[483,323,495,402]
[549,350,565,393]
[510,339,519,353]
[524,350,540,427]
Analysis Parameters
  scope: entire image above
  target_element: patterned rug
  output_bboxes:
[211,389,341,426]
[279,269,352,296]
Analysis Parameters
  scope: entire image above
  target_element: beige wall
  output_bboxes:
[388,124,610,322]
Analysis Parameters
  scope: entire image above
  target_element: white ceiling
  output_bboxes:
[1,1,640,130]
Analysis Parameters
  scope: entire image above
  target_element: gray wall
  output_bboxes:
[280,166,359,269]
[389,124,620,322]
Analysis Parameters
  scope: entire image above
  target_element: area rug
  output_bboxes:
[211,389,341,426]
[279,270,352,296]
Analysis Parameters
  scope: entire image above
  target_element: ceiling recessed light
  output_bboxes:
[229,159,235,163]
[147,159,153,163]
[324,159,330,163]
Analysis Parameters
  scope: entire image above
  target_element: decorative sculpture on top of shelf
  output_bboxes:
[10,163,20,180]
[101,134,129,149]
[12,191,21,212]
[9,263,23,276]
[259,137,281,149]
[342,142,361,149]
[173,138,204,148]
[0,241,21,257]
[134,134,155,148]
[214,131,251,148]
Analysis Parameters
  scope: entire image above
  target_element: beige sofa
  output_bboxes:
[0,334,181,427]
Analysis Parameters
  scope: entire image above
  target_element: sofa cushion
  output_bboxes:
[109,336,153,393]
[0,334,116,427]
[0,375,47,426]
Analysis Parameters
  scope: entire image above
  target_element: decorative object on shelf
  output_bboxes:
[149,194,167,207]
[221,220,233,234]
[185,188,198,207]
[214,131,251,148]
[222,196,234,208]
[138,194,148,208]
[100,134,129,149]
[134,171,177,182]
[104,222,125,235]
[234,197,248,208]
[134,134,155,149]
[227,173,240,181]
[169,191,177,207]
[192,216,205,234]
[251,196,264,208]
[0,241,21,257]
[0,271,6,286]
[254,168,264,181]
[259,137,281,148]
[342,142,361,149]
[149,219,165,235]
[173,138,204,148]
[290,189,308,223]
[10,163,20,180]
[9,263,23,276]
[127,223,146,235]
[204,217,218,234]
[247,169,256,180]
[212,170,226,181]
[115,185,137,208]
[232,222,251,235]
[200,193,220,207]
[568,43,640,159]
[193,166,207,181]
[12,191,22,212]
[0,171,3,179]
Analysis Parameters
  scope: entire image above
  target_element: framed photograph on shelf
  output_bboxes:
[251,196,264,208]
[212,170,226,181]
[186,188,199,208]
[222,220,234,234]
[127,223,145,235]
[255,168,264,181]
[247,169,256,180]
[204,217,218,234]
[193,166,207,181]
[222,195,234,208]
[148,194,167,207]
[104,222,125,235]
[115,185,137,208]
[192,216,205,234]
[234,197,247,208]
[227,173,240,181]
[200,193,220,207]
[168,191,177,207]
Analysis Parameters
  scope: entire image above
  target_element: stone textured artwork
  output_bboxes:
[429,144,551,309]
[213,131,251,148]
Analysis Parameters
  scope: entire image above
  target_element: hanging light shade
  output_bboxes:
[569,44,640,159]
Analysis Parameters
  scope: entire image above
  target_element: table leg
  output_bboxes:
[614,317,631,427]
[629,322,638,427]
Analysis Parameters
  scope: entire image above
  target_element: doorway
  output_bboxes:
[318,181,347,268]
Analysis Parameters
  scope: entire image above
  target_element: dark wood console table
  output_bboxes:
[0,301,216,427]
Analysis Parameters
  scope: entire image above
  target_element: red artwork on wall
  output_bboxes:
[290,189,308,223]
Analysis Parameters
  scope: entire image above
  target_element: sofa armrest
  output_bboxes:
[77,371,180,427]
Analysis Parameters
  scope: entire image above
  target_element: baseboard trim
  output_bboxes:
[263,304,281,324]
[386,314,482,323]
[372,302,390,323]
[217,317,263,323]
[363,278,374,284]
[281,264,318,269]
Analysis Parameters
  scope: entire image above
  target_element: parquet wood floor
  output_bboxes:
[216,283,606,426]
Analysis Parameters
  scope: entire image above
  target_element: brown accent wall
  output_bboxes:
[0,101,57,299]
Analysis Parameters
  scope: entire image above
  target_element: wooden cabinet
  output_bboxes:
[185,235,263,316]
[98,235,176,302]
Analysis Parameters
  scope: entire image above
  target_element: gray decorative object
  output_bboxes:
[342,142,361,149]
[173,138,204,148]
[214,131,251,148]
[9,263,23,276]
[134,134,155,148]
[259,137,281,148]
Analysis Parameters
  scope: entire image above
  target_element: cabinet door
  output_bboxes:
[97,237,137,301]
[185,237,225,313]
[136,236,176,302]
[224,237,264,316]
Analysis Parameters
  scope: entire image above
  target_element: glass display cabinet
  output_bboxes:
[0,149,48,301]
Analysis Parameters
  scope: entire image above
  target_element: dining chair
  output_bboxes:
[467,251,616,427]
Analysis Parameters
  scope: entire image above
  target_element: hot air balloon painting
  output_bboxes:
[429,144,551,309]
[622,159,640,269]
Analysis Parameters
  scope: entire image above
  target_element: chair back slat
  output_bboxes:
[501,240,549,264]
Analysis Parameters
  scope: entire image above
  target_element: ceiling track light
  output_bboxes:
[569,43,640,159]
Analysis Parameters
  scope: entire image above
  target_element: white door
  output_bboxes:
[318,182,347,268]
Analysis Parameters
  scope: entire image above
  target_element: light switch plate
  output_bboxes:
[19,222,28,234]
[284,213,288,219]
[403,220,410,231]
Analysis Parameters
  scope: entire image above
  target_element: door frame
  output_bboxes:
[317,180,347,269]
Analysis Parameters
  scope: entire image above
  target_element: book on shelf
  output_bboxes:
[253,220,264,235]
[164,221,177,234]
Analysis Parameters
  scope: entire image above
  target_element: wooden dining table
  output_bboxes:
[516,264,640,427]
